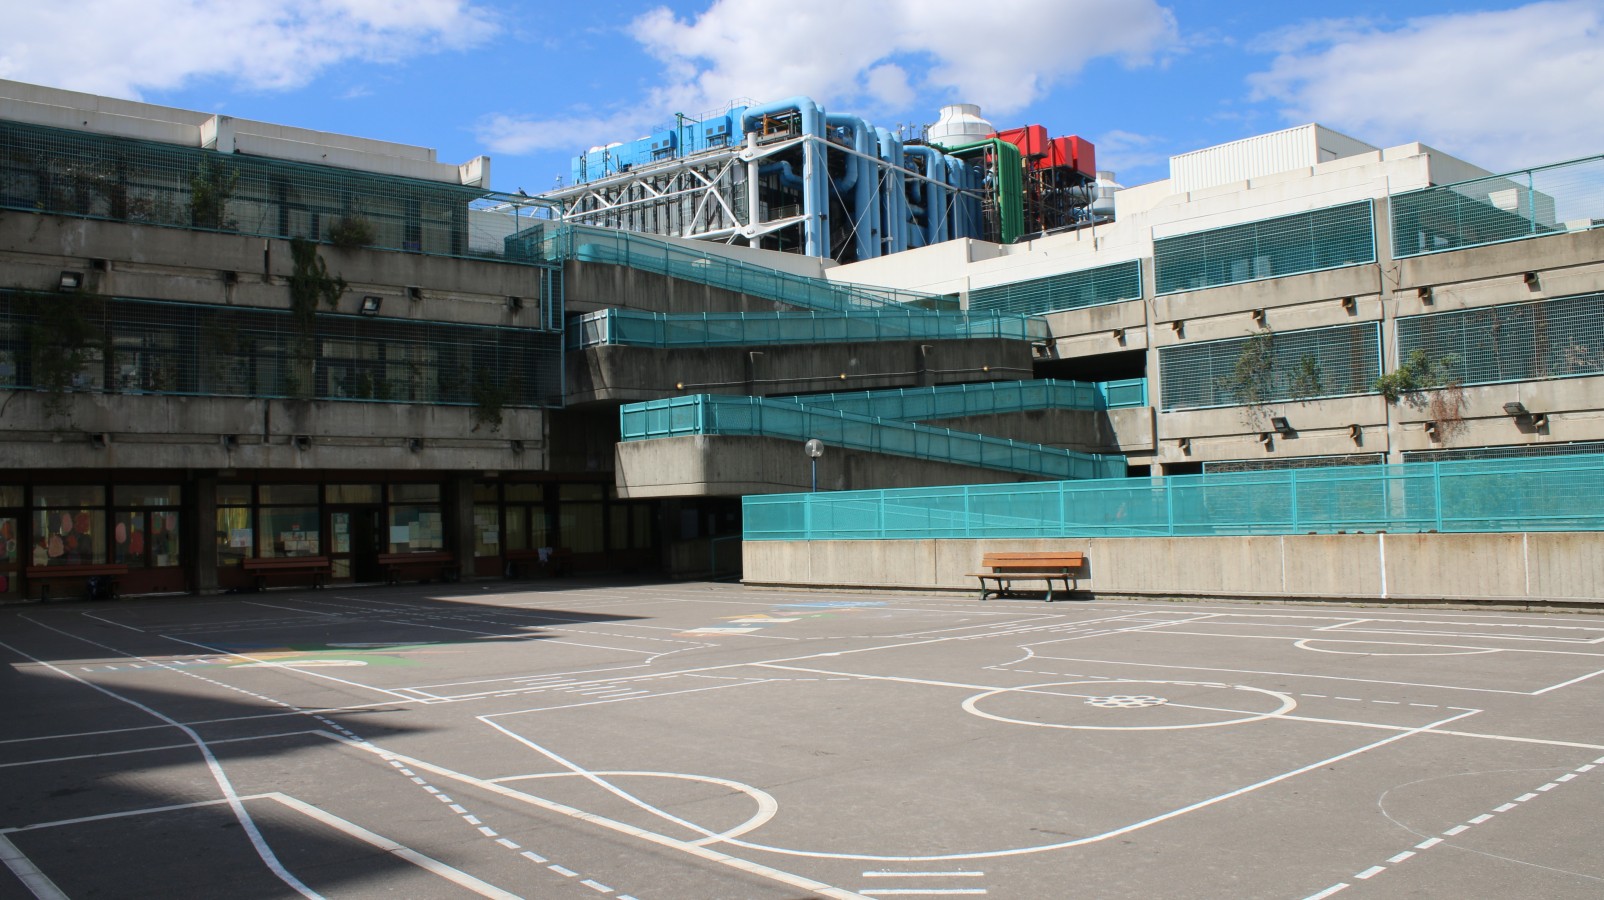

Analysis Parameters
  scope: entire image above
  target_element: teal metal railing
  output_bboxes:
[620,394,1126,480]
[1391,153,1604,259]
[744,454,1604,540]
[1153,200,1376,295]
[772,378,1147,420]
[565,224,955,312]
[568,307,1048,349]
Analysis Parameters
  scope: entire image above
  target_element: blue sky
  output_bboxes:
[4,1,1602,194]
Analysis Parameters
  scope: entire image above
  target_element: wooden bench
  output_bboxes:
[26,563,130,601]
[504,547,572,579]
[241,556,331,591]
[377,551,459,585]
[970,552,1086,602]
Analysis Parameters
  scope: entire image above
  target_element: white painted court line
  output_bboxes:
[0,832,69,900]
[321,733,873,900]
[863,871,985,877]
[860,890,987,896]
[1301,883,1349,899]
[1354,866,1386,879]
[264,793,520,899]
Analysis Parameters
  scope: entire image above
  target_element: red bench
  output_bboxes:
[242,556,331,591]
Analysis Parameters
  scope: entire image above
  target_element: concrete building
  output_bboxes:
[3,78,1601,603]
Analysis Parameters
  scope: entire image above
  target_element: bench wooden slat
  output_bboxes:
[972,551,1086,602]
[377,551,458,585]
[26,563,130,601]
[242,556,331,590]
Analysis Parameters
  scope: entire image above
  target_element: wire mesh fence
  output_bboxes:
[744,454,1604,540]
[1397,291,1604,386]
[619,394,1126,480]
[968,259,1143,316]
[0,291,564,407]
[0,119,560,268]
[1391,153,1604,258]
[1153,200,1376,295]
[1159,322,1381,411]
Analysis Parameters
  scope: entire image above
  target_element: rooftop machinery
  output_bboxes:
[541,99,1098,263]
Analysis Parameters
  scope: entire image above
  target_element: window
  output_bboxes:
[259,484,319,558]
[31,486,106,566]
[113,485,181,568]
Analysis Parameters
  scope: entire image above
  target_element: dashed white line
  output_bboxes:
[1444,825,1469,836]
[580,879,613,893]
[520,851,548,864]
[1301,882,1348,899]
[1468,814,1494,824]
[496,838,521,850]
[1387,851,1415,863]
[549,864,578,877]
[1354,866,1386,879]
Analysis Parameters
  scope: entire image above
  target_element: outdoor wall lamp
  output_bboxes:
[408,438,423,453]
[406,285,423,301]
[1417,286,1433,303]
[1523,271,1541,289]
[1111,327,1126,342]
[1176,437,1190,454]
[1423,421,1439,438]
[88,432,109,449]
[1348,423,1362,442]
[1503,401,1527,417]
[1258,432,1274,447]
[507,295,523,311]
[358,295,383,315]
[1270,416,1293,435]
[1250,308,1266,326]
[1170,320,1185,336]
[1340,296,1357,312]
[59,270,84,292]
[293,435,312,451]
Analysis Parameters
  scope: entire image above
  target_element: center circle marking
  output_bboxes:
[962,679,1296,731]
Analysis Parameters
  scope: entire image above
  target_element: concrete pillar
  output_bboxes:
[447,472,476,581]
[193,471,218,594]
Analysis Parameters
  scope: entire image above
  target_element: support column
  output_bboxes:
[448,472,476,582]
[193,471,218,594]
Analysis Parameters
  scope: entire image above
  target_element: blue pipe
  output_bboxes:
[827,113,878,261]
[876,127,907,254]
[904,146,947,248]
[742,97,826,256]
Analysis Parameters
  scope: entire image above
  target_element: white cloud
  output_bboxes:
[1248,1,1604,170]
[630,0,1177,117]
[479,0,1175,159]
[0,0,496,99]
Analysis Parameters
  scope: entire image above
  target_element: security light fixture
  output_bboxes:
[1111,327,1126,342]
[358,295,383,316]
[510,439,525,455]
[222,270,239,286]
[59,270,84,292]
[406,285,423,302]
[1270,416,1293,435]
[1258,432,1274,447]
[1530,413,1548,429]
[408,438,423,453]
[220,434,238,448]
[1250,308,1266,326]
[1523,271,1540,289]
[1340,296,1357,312]
[1417,286,1433,303]
[1503,401,1527,417]
[507,295,523,311]
[1423,421,1439,438]
[1348,423,1362,442]
[1176,437,1190,454]
[88,432,108,449]
[293,435,312,451]
[1170,320,1184,335]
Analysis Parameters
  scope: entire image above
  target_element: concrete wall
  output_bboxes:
[0,216,551,329]
[617,435,1052,498]
[567,338,1035,405]
[743,532,1604,606]
[0,392,545,471]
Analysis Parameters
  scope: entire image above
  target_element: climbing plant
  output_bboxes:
[190,158,238,229]
[1375,348,1466,441]
[16,292,106,420]
[285,238,346,399]
[470,370,522,433]
[1214,330,1276,422]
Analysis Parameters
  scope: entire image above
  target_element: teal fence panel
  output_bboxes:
[771,378,1147,420]
[564,224,953,312]
[743,454,1604,540]
[1391,153,1604,258]
[968,259,1143,316]
[620,394,1126,480]
[568,308,1048,349]
[1159,322,1380,411]
[1397,291,1604,386]
[1153,200,1376,295]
